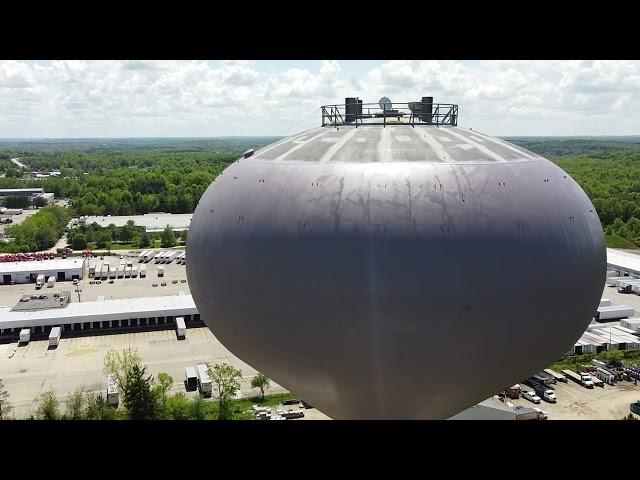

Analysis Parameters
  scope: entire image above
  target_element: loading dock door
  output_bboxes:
[2,274,10,285]
[57,271,65,281]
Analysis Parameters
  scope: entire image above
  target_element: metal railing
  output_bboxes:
[321,101,458,128]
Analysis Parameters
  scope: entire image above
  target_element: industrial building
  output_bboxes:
[0,188,44,197]
[0,294,200,337]
[70,213,192,232]
[0,258,85,285]
[448,396,547,420]
[36,192,55,204]
[607,248,640,278]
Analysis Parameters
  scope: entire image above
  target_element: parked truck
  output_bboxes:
[561,369,594,388]
[176,316,186,339]
[107,376,119,407]
[532,384,557,403]
[49,326,61,347]
[19,328,31,344]
[596,306,635,321]
[185,366,198,391]
[196,363,212,397]
[139,264,146,278]
[158,265,164,277]
[585,373,604,388]
[596,367,616,385]
[544,368,568,383]
[47,276,55,288]
[36,274,45,289]
[532,372,555,385]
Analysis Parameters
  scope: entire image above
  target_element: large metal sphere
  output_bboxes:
[187,126,605,419]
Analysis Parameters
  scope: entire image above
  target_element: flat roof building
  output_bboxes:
[0,294,199,335]
[0,258,85,285]
[0,188,44,197]
[72,213,192,232]
[607,248,640,277]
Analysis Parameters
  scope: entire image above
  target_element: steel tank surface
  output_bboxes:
[186,125,605,419]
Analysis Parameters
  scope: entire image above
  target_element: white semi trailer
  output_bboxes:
[139,264,146,278]
[49,326,62,347]
[19,328,31,343]
[596,306,635,321]
[196,364,212,397]
[176,316,186,339]
[107,377,119,406]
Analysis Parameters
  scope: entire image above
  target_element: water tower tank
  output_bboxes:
[186,98,605,419]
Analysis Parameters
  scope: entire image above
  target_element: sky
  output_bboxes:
[1,60,639,138]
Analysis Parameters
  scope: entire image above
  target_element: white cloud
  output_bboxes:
[0,60,640,137]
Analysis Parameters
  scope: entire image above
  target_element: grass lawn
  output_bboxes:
[550,349,640,374]
[201,392,298,420]
[605,233,637,248]
[108,242,139,250]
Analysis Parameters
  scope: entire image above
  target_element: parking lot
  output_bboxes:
[0,254,190,307]
[510,378,640,420]
[0,326,290,419]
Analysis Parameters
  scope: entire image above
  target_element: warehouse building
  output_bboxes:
[0,293,200,337]
[607,248,640,278]
[0,188,44,197]
[70,212,192,233]
[0,258,85,285]
[570,323,640,355]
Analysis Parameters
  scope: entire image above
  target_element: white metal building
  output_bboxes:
[0,258,85,285]
[607,248,640,277]
[71,213,192,232]
[0,188,44,197]
[0,294,200,336]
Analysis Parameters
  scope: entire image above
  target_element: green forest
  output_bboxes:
[1,136,640,250]
[0,137,281,217]
[3,205,71,253]
[507,138,640,248]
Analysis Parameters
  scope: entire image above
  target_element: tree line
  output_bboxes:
[1,205,71,253]
[554,150,640,247]
[68,221,185,250]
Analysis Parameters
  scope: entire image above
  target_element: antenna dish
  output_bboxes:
[379,97,392,112]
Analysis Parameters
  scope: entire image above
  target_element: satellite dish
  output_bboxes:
[379,96,392,112]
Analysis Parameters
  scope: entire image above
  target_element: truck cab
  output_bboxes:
[580,375,595,388]
[522,391,541,404]
[539,388,557,403]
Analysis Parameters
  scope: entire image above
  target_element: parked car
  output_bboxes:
[161,282,167,286]
[522,391,541,404]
